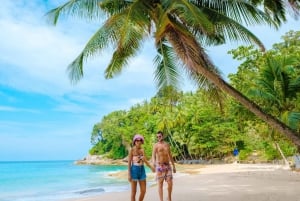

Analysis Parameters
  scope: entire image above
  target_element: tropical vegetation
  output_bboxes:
[47,0,300,147]
[89,31,300,161]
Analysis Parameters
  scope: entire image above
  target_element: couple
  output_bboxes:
[128,131,176,201]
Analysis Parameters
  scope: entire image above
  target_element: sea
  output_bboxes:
[0,160,131,201]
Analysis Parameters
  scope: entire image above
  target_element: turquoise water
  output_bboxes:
[0,160,129,201]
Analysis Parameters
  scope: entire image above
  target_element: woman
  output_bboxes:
[128,134,154,201]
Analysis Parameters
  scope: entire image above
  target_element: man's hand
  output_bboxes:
[173,167,176,173]
[151,166,155,173]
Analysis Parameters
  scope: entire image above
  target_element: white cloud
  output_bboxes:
[0,106,39,113]
[0,0,157,116]
[0,10,78,93]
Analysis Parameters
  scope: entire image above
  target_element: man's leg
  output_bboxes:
[166,179,173,201]
[158,179,164,201]
[156,165,165,201]
[165,166,173,201]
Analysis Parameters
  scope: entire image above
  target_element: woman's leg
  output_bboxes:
[138,180,146,201]
[131,180,137,201]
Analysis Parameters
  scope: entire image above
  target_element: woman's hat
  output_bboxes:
[132,134,144,144]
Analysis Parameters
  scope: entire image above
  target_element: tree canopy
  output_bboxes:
[47,1,300,146]
[89,31,300,162]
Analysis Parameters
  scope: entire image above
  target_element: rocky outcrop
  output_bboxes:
[75,154,127,165]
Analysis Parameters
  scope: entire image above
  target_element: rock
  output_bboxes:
[74,154,127,165]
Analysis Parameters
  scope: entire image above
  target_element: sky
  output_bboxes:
[0,0,298,161]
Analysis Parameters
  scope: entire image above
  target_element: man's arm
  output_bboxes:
[168,144,176,173]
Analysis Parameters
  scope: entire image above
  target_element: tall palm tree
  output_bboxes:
[46,0,300,146]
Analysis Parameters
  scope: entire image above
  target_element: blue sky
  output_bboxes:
[0,0,298,161]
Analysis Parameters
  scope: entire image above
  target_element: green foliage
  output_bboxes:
[238,149,251,161]
[48,0,300,150]
[84,30,300,161]
[278,140,298,156]
[89,142,105,155]
[262,142,279,161]
[229,30,300,132]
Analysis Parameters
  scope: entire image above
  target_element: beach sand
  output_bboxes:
[66,163,300,201]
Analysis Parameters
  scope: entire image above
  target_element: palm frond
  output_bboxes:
[282,111,300,130]
[216,20,266,51]
[286,0,300,19]
[194,0,278,27]
[46,0,103,25]
[155,11,225,91]
[104,25,144,78]
[247,87,277,103]
[67,53,85,84]
[184,59,223,89]
[67,19,120,83]
[181,0,274,50]
[252,0,286,24]
[249,0,300,22]
[289,76,300,90]
[169,0,215,35]
[104,43,138,78]
[99,0,132,15]
[68,0,151,82]
[288,112,300,130]
[104,1,151,78]
[153,41,182,90]
[116,0,151,46]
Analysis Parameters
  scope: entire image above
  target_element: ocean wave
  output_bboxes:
[77,187,105,194]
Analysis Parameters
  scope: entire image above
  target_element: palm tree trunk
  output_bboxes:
[195,65,300,147]
[167,133,186,161]
[275,142,289,166]
[166,32,300,147]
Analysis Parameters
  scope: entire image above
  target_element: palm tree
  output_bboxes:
[46,0,300,146]
[248,55,300,130]
[247,54,300,163]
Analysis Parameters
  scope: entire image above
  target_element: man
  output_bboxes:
[152,131,176,201]
[233,147,239,164]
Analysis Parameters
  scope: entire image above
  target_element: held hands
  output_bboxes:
[151,165,155,173]
[147,162,155,172]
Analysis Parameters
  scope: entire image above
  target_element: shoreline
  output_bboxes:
[64,163,300,201]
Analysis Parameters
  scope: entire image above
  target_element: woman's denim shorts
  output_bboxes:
[130,165,146,181]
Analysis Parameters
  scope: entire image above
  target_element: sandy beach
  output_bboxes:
[66,163,300,201]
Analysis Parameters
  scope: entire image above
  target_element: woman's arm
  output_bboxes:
[151,144,156,166]
[128,149,133,182]
[143,150,155,172]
